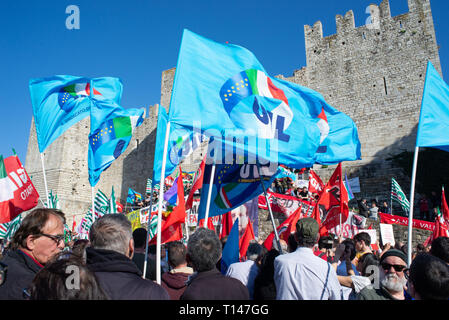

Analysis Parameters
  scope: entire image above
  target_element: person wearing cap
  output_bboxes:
[357,249,408,300]
[273,218,342,300]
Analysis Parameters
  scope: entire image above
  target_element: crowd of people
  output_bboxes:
[0,207,448,301]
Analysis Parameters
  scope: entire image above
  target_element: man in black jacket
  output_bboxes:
[86,214,169,300]
[0,208,66,300]
[180,228,249,300]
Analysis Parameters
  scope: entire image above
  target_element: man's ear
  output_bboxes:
[25,235,36,251]
[128,238,135,259]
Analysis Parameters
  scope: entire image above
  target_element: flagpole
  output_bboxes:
[256,163,282,254]
[203,163,216,228]
[143,184,154,279]
[390,180,394,215]
[40,153,50,207]
[91,187,95,219]
[156,120,171,285]
[407,146,420,267]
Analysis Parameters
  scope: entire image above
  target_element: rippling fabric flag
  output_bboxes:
[88,98,145,186]
[127,188,142,204]
[221,218,240,274]
[153,105,205,185]
[416,62,449,152]
[313,163,349,231]
[197,163,280,220]
[0,153,39,223]
[168,29,361,169]
[29,76,123,153]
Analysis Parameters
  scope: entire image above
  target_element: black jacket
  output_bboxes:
[0,249,43,300]
[86,247,169,300]
[180,269,249,300]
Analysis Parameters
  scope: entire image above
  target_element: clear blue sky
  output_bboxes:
[1,0,449,163]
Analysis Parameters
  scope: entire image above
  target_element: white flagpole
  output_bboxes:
[143,184,154,279]
[156,120,171,285]
[40,153,50,207]
[203,163,216,228]
[92,187,95,219]
[407,146,420,267]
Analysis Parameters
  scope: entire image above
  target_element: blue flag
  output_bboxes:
[152,105,206,185]
[29,75,123,153]
[127,188,142,204]
[168,29,360,169]
[197,162,280,221]
[88,98,145,186]
[221,218,240,274]
[416,61,449,152]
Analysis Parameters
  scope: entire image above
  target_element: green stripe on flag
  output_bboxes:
[0,156,7,179]
[245,69,259,95]
[113,117,132,138]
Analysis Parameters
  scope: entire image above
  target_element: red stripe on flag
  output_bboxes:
[267,77,289,106]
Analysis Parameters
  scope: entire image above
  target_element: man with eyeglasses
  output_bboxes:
[0,209,66,300]
[357,249,409,300]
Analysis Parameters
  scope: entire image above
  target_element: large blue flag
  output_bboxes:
[88,99,145,186]
[416,61,449,152]
[197,162,280,221]
[168,29,360,169]
[221,218,240,274]
[152,105,206,184]
[29,75,123,153]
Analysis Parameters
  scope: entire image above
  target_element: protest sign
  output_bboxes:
[379,223,395,247]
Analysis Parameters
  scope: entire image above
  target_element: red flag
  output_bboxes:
[239,220,255,259]
[116,201,123,213]
[263,207,302,251]
[0,154,39,224]
[72,220,77,233]
[279,206,302,243]
[150,167,186,245]
[220,211,233,239]
[308,169,324,196]
[199,217,215,231]
[441,187,449,223]
[186,156,206,211]
[312,163,349,231]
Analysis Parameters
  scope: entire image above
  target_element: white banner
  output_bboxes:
[328,211,367,239]
[379,223,395,247]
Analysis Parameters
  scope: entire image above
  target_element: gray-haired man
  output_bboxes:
[86,214,169,300]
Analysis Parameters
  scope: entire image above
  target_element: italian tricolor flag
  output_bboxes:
[0,155,17,223]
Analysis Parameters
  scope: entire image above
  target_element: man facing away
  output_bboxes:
[180,228,249,300]
[274,217,342,300]
[161,241,194,300]
[0,209,66,300]
[226,242,263,299]
[86,214,169,300]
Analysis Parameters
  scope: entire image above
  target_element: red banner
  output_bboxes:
[258,191,315,218]
[379,212,435,231]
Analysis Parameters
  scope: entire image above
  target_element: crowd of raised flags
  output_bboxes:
[0,30,448,288]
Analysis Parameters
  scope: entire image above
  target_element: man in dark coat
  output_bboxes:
[0,209,66,300]
[180,228,249,300]
[86,214,169,300]
[161,241,193,300]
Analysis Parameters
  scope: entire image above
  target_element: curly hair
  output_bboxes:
[186,228,221,272]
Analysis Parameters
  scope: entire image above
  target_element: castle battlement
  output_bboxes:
[305,0,432,50]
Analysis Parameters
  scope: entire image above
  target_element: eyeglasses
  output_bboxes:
[37,233,65,245]
[381,262,408,273]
